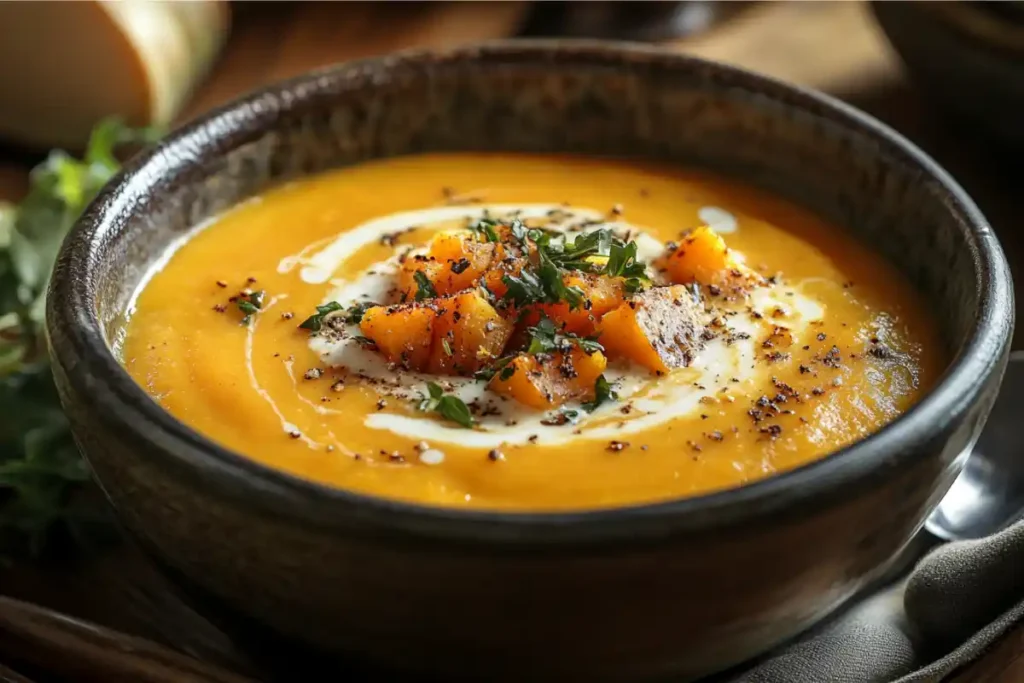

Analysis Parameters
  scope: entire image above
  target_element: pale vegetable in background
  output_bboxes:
[0,1,227,149]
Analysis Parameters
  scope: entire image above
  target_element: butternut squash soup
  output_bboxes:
[121,154,944,510]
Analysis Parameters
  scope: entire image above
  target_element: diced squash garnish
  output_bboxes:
[397,255,445,301]
[481,249,528,300]
[658,226,739,286]
[530,273,625,336]
[399,231,497,299]
[490,348,607,409]
[429,231,497,292]
[599,286,706,374]
[429,291,514,374]
[359,303,435,371]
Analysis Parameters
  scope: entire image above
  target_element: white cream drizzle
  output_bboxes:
[698,206,738,234]
[279,204,605,284]
[243,293,320,449]
[283,358,341,416]
[268,202,825,451]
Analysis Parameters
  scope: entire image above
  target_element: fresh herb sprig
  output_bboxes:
[525,316,603,356]
[582,375,618,412]
[299,300,376,332]
[468,217,501,243]
[1,118,162,557]
[502,227,650,310]
[418,382,475,428]
[299,301,344,332]
[413,270,437,301]
[237,290,265,326]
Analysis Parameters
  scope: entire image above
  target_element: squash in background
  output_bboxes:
[0,1,229,150]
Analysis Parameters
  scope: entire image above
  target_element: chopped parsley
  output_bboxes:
[413,270,437,301]
[299,301,344,332]
[501,269,545,307]
[473,355,515,382]
[418,382,475,428]
[343,301,375,324]
[500,227,647,309]
[606,239,647,280]
[525,316,603,355]
[582,374,618,412]
[468,217,501,243]
[237,290,265,326]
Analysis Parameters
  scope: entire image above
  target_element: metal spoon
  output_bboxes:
[926,349,1024,542]
[870,350,1024,588]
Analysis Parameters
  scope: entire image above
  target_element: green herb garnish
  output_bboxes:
[299,301,344,332]
[501,269,546,307]
[525,316,603,356]
[582,374,618,412]
[417,381,475,428]
[473,355,515,382]
[413,270,437,301]
[343,301,375,325]
[1,117,161,557]
[605,239,647,280]
[499,227,646,310]
[468,217,501,243]
[237,290,265,326]
[441,338,453,356]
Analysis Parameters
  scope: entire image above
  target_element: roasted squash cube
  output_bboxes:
[359,303,435,371]
[428,231,496,292]
[397,256,445,302]
[658,226,738,286]
[534,273,625,336]
[490,348,608,410]
[481,249,528,300]
[429,291,513,375]
[399,231,497,299]
[599,286,706,374]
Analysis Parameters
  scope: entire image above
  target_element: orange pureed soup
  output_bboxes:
[122,154,944,510]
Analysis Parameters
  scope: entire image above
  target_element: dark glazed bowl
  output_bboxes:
[46,42,1013,681]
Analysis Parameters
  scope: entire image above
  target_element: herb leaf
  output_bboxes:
[1,117,161,557]
[473,355,514,382]
[501,270,545,307]
[468,217,501,243]
[417,382,475,428]
[237,290,265,326]
[413,270,437,301]
[582,374,618,412]
[299,301,344,332]
[525,316,604,356]
[343,301,375,325]
[606,240,641,278]
[498,227,649,310]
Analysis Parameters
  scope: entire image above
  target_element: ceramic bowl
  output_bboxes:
[46,42,1013,682]
[873,1,1024,147]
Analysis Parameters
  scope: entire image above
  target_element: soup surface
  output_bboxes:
[122,154,944,510]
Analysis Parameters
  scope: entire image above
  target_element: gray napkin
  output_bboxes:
[718,518,1024,682]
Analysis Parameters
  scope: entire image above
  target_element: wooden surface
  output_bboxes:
[1,1,1022,681]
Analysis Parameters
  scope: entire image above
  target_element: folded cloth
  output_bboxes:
[715,518,1024,682]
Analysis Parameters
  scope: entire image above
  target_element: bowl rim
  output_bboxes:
[47,39,1014,545]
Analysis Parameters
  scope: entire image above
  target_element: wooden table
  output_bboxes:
[1,2,1021,680]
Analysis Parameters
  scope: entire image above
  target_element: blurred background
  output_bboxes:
[0,0,1023,304]
[0,1,1020,150]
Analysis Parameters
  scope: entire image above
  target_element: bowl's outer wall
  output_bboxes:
[47,44,1013,681]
